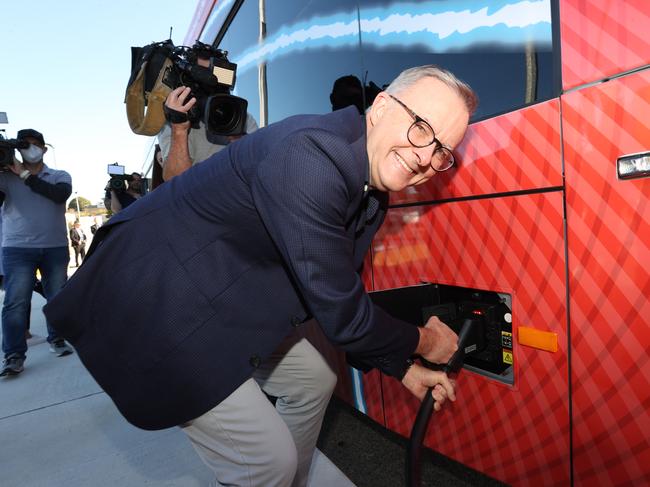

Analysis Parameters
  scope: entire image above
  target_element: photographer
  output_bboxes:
[158,53,258,180]
[108,172,143,213]
[0,128,73,377]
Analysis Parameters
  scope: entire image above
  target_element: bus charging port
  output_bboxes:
[370,283,514,385]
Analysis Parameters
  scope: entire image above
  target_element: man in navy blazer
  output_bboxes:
[44,65,477,487]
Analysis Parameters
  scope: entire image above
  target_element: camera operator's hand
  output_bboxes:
[8,157,27,177]
[165,87,196,129]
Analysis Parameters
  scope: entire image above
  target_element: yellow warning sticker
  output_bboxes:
[503,350,514,364]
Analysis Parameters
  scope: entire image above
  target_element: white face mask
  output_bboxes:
[19,144,44,163]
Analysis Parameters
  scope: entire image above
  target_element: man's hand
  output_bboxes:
[161,86,196,181]
[402,363,456,411]
[165,86,196,129]
[415,316,458,364]
[8,157,26,177]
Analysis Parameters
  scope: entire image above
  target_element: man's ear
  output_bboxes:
[368,92,389,126]
[42,146,48,155]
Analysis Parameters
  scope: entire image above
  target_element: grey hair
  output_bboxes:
[384,65,478,116]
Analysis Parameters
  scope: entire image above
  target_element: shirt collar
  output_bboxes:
[349,129,370,196]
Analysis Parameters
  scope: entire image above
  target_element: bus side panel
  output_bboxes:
[563,70,650,486]
[375,192,569,486]
[560,0,650,90]
[389,101,563,206]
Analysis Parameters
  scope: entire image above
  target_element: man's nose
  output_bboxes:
[413,145,436,167]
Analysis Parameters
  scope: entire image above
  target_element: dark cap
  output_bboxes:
[17,129,45,146]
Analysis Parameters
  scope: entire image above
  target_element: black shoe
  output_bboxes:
[49,339,73,357]
[1,354,25,377]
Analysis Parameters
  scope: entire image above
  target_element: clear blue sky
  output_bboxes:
[1,0,197,203]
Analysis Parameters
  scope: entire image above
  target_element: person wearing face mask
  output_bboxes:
[0,129,74,378]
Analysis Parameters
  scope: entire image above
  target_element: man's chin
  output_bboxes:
[385,183,408,193]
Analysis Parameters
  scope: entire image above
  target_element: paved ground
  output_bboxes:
[0,288,354,487]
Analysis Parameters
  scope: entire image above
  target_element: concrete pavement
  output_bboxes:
[0,287,355,487]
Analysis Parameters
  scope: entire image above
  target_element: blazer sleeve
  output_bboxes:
[251,129,419,379]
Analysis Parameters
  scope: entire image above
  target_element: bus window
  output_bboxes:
[259,0,365,123]
[218,0,262,127]
[216,0,558,125]
[357,0,558,122]
[199,0,237,45]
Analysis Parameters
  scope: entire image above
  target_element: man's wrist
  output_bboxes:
[405,356,416,372]
[398,356,417,381]
[164,104,190,125]
[170,124,190,135]
[19,170,31,180]
[415,326,430,355]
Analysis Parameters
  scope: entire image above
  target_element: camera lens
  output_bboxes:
[110,178,126,191]
[205,94,248,136]
[208,99,238,133]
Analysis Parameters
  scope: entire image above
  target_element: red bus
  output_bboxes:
[183,1,649,485]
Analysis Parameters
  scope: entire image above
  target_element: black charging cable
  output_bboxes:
[406,318,476,487]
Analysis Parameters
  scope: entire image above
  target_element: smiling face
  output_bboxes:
[365,77,470,192]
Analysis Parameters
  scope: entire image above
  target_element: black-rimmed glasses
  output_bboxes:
[387,93,455,172]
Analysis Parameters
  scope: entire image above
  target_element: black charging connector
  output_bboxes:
[418,314,485,372]
[406,318,477,487]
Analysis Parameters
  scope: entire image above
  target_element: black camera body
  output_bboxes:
[0,135,28,168]
[108,174,134,192]
[161,41,248,136]
[105,163,133,193]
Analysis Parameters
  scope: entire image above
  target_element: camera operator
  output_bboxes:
[158,54,258,180]
[109,172,143,213]
[0,128,73,377]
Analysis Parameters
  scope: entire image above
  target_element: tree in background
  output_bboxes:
[67,196,91,212]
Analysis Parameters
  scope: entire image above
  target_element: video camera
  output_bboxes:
[162,41,247,136]
[0,134,28,168]
[126,39,248,138]
[106,163,134,192]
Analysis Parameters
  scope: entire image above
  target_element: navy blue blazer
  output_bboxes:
[44,106,419,430]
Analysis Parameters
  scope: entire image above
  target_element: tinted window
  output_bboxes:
[211,0,557,124]
[217,0,261,126]
[357,0,556,121]
[229,0,365,124]
[199,0,238,45]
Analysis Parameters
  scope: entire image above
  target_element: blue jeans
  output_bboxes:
[2,247,69,358]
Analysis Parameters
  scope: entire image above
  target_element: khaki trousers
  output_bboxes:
[181,332,337,487]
